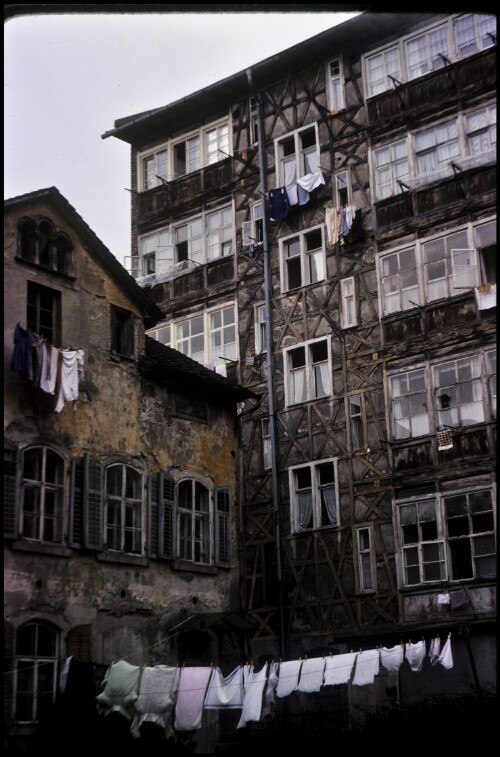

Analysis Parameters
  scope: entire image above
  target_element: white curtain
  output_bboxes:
[298,491,313,530]
[292,368,306,403]
[322,486,337,526]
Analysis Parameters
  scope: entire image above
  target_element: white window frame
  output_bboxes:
[21,446,65,544]
[395,483,496,587]
[289,458,339,534]
[274,123,320,187]
[249,96,259,145]
[137,116,232,191]
[177,477,213,565]
[387,346,496,441]
[148,303,238,368]
[262,418,272,471]
[254,302,266,354]
[242,202,264,248]
[486,348,496,419]
[206,206,233,260]
[14,622,59,723]
[143,148,168,190]
[105,464,144,555]
[208,304,237,364]
[340,276,357,328]
[377,219,491,315]
[279,224,326,292]
[138,227,172,276]
[363,14,496,99]
[326,57,345,111]
[284,337,332,407]
[348,394,365,451]
[355,525,377,593]
[147,323,171,346]
[334,169,352,208]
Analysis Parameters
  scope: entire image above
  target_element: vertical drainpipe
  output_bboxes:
[246,67,285,658]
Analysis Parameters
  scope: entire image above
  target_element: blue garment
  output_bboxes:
[10,323,34,381]
[268,187,291,221]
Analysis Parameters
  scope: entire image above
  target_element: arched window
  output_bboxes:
[105,464,143,553]
[14,621,59,723]
[16,216,74,277]
[55,232,73,276]
[18,217,37,263]
[38,219,53,269]
[177,479,211,564]
[22,447,64,543]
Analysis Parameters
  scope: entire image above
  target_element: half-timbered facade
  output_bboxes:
[105,11,496,740]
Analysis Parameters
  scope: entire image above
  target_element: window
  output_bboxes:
[365,14,497,98]
[27,281,61,345]
[262,418,272,470]
[138,118,231,189]
[249,96,259,144]
[254,303,266,354]
[206,207,233,260]
[349,395,364,450]
[340,277,357,328]
[148,304,238,367]
[21,447,64,543]
[327,58,345,111]
[334,171,351,208]
[388,347,495,440]
[372,106,496,201]
[280,226,325,291]
[105,464,143,554]
[356,526,376,592]
[290,459,339,533]
[284,338,332,406]
[396,486,496,586]
[111,306,134,357]
[242,202,264,248]
[138,229,172,276]
[175,218,203,265]
[275,125,320,186]
[17,216,73,276]
[377,220,491,315]
[178,479,211,564]
[14,622,59,723]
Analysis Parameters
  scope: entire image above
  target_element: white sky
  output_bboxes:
[4,9,361,267]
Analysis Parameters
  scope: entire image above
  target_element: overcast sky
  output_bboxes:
[4,8,361,268]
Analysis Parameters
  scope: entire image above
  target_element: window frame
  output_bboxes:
[14,621,59,724]
[254,302,267,355]
[348,394,365,451]
[26,280,61,346]
[137,116,232,191]
[279,224,326,293]
[340,276,357,328]
[110,305,135,358]
[176,477,213,565]
[274,123,320,187]
[21,446,65,544]
[289,458,339,534]
[355,524,377,593]
[105,463,144,555]
[283,337,332,407]
[262,418,272,471]
[326,57,345,111]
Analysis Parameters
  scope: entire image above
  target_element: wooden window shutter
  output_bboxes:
[69,458,85,548]
[66,624,92,663]
[147,472,161,559]
[4,443,19,540]
[84,454,103,550]
[159,472,176,560]
[215,487,231,568]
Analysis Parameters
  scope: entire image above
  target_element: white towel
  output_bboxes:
[380,645,404,674]
[296,169,325,193]
[276,660,302,698]
[261,662,279,718]
[323,652,357,686]
[55,349,84,412]
[131,665,180,738]
[40,343,60,395]
[352,649,380,686]
[174,666,212,731]
[237,664,268,728]
[203,666,244,709]
[296,657,325,693]
[438,634,453,670]
[405,641,426,672]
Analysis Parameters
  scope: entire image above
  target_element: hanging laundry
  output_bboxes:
[296,168,325,194]
[203,665,244,709]
[325,206,342,246]
[283,161,298,207]
[130,664,180,739]
[352,649,380,686]
[380,645,404,674]
[174,666,212,731]
[438,634,453,670]
[40,343,60,395]
[429,637,441,666]
[10,323,34,381]
[298,184,310,205]
[31,332,45,387]
[296,657,325,693]
[405,640,426,672]
[474,283,496,310]
[261,661,279,718]
[54,349,84,413]
[276,659,302,698]
[323,652,357,686]
[286,184,299,206]
[237,663,268,728]
[268,187,291,221]
[96,659,141,721]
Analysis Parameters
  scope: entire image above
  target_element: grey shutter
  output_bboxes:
[159,472,176,560]
[84,454,103,550]
[69,458,85,548]
[147,472,160,559]
[4,443,19,540]
[215,487,231,568]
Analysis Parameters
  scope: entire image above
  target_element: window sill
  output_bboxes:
[10,540,72,558]
[172,559,217,575]
[95,551,149,567]
[109,351,136,363]
[14,255,76,280]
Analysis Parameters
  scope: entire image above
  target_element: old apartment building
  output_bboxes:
[3,187,254,753]
[103,11,496,741]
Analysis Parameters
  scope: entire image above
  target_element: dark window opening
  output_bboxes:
[480,245,496,285]
[26,281,61,345]
[174,142,186,177]
[175,393,209,423]
[111,306,134,357]
[176,241,188,263]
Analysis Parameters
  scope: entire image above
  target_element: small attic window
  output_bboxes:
[17,216,74,277]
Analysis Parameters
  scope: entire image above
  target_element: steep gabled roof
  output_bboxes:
[139,335,257,404]
[4,187,163,327]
